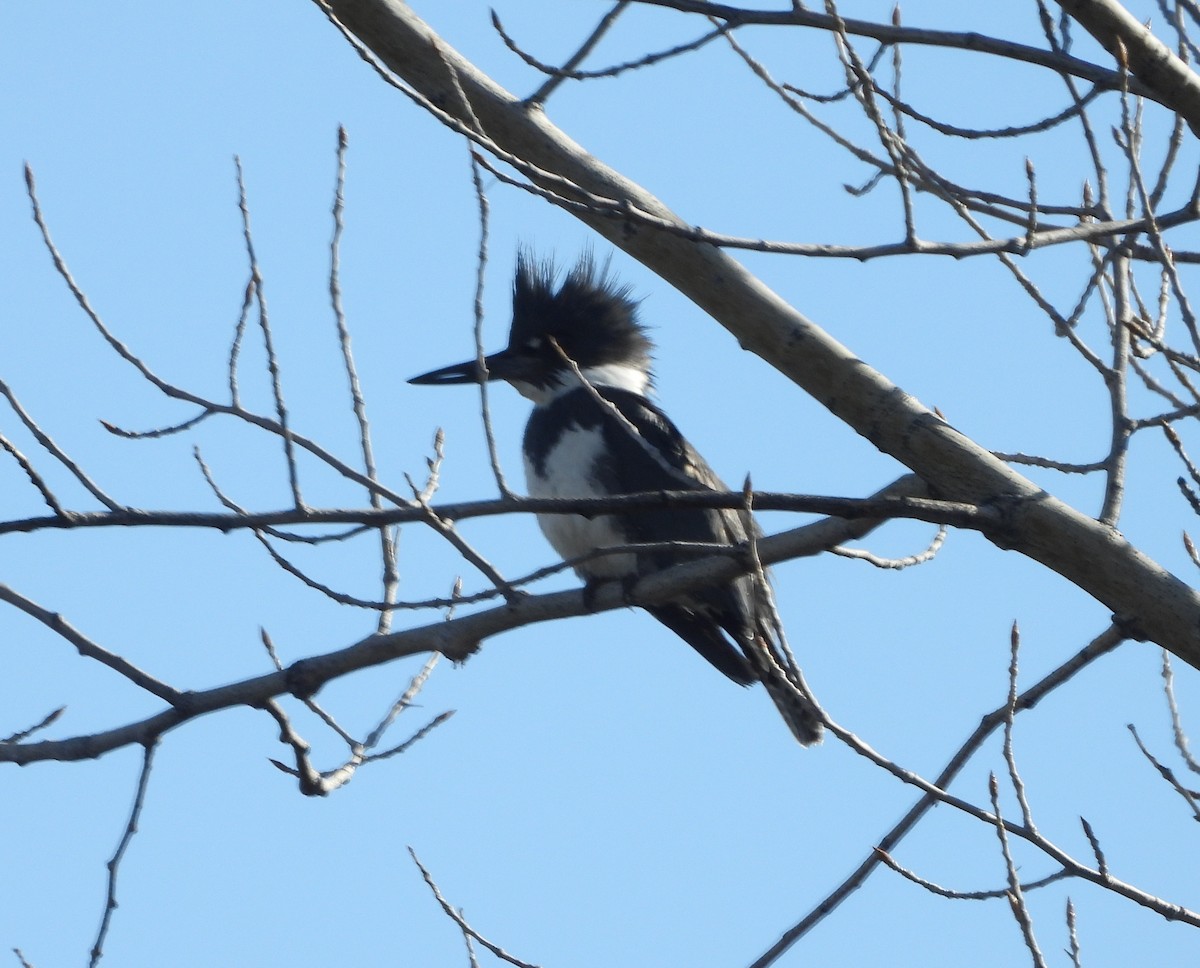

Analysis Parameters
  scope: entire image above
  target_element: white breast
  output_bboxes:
[524,424,636,580]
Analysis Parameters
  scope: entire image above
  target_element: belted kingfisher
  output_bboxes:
[409,252,822,745]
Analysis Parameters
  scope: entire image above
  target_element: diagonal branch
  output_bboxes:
[321,0,1200,670]
[1054,0,1200,135]
[751,623,1126,967]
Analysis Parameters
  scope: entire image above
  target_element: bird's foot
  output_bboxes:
[581,575,639,612]
[581,579,604,612]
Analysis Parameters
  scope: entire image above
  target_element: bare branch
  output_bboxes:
[874,847,1071,901]
[993,452,1108,474]
[262,699,329,796]
[467,151,513,499]
[0,476,930,765]
[499,2,632,104]
[1054,0,1200,135]
[470,121,1200,265]
[1127,722,1200,820]
[409,848,542,968]
[234,158,305,511]
[0,485,993,539]
[820,716,1200,930]
[631,0,1168,101]
[363,653,442,750]
[829,525,945,569]
[750,624,1127,968]
[0,584,182,704]
[0,430,64,515]
[326,126,401,632]
[261,628,357,747]
[1161,649,1200,774]
[1002,623,1037,832]
[90,741,158,968]
[1079,816,1109,878]
[988,773,1049,968]
[363,710,455,764]
[1065,897,1083,968]
[24,164,189,405]
[0,378,122,512]
[1,706,65,745]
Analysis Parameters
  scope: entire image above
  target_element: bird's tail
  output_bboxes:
[760,670,824,746]
[748,629,825,747]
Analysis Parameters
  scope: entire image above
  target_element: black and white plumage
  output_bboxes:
[409,253,823,745]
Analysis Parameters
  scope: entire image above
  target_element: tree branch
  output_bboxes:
[1054,0,1200,135]
[627,0,1166,103]
[0,476,919,765]
[0,484,982,537]
[319,0,1200,670]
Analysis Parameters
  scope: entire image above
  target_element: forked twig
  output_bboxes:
[409,848,542,968]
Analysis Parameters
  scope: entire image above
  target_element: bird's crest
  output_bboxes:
[510,251,653,375]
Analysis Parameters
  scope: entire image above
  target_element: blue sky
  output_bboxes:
[3,2,1200,966]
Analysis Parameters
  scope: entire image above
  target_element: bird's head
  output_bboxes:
[409,251,653,403]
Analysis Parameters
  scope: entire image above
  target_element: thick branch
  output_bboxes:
[1055,0,1200,136]
[320,1,1200,667]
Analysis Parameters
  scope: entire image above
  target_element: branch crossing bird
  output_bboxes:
[409,252,823,745]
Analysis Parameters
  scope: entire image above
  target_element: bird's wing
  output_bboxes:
[582,388,766,668]
[584,387,756,582]
[644,603,756,685]
[593,389,824,745]
[591,386,733,492]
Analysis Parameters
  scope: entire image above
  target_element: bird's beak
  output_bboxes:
[408,347,527,386]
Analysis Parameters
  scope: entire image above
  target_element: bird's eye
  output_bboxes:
[525,337,543,351]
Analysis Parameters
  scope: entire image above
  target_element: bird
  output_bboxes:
[408,251,823,745]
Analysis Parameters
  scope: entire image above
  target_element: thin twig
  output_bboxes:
[90,741,158,968]
[326,125,401,633]
[363,711,455,763]
[829,525,945,569]
[0,584,182,704]
[1127,723,1200,820]
[875,847,1070,900]
[0,487,1003,541]
[363,654,441,750]
[0,430,64,515]
[750,624,1127,968]
[1161,650,1200,774]
[261,698,329,796]
[1,706,66,744]
[1003,623,1037,832]
[519,1,631,104]
[409,848,542,968]
[1065,897,1083,968]
[260,628,357,747]
[1079,816,1109,878]
[100,410,214,440]
[993,452,1107,474]
[988,773,1049,968]
[234,157,305,510]
[0,379,122,512]
[468,150,513,498]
